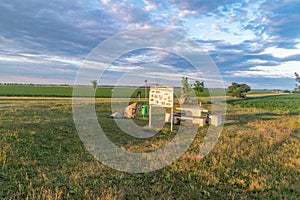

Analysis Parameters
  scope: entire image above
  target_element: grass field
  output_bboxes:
[228,94,300,113]
[0,85,276,98]
[0,94,299,199]
[0,85,155,98]
[0,85,111,98]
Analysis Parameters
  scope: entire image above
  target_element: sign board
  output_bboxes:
[149,86,174,108]
[149,86,174,131]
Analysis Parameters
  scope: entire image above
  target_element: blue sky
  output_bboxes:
[0,0,299,89]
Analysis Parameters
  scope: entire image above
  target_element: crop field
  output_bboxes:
[0,94,299,199]
[228,94,300,113]
[0,85,113,98]
[0,85,160,98]
[0,85,275,98]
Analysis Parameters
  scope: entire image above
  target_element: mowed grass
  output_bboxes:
[0,95,299,199]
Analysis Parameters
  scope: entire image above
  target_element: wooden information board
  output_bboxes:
[149,87,173,107]
[149,86,174,131]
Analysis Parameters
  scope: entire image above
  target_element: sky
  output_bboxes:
[0,0,299,89]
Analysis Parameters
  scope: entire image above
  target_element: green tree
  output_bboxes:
[193,80,204,94]
[295,72,300,92]
[181,77,205,97]
[181,77,192,97]
[91,80,97,90]
[228,82,251,98]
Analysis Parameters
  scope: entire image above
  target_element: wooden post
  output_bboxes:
[170,107,173,132]
[145,80,147,99]
[149,105,152,128]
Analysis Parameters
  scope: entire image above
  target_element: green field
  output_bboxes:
[0,85,152,98]
[0,85,111,98]
[228,94,300,113]
[0,85,275,98]
[0,94,299,199]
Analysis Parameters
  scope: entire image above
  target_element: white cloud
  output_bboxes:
[229,61,300,78]
[143,0,158,11]
[244,59,273,64]
[99,0,150,25]
[0,55,44,64]
[0,53,83,66]
[108,65,144,72]
[125,54,158,63]
[100,0,111,5]
[45,56,83,66]
[262,46,300,58]
[178,10,196,18]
